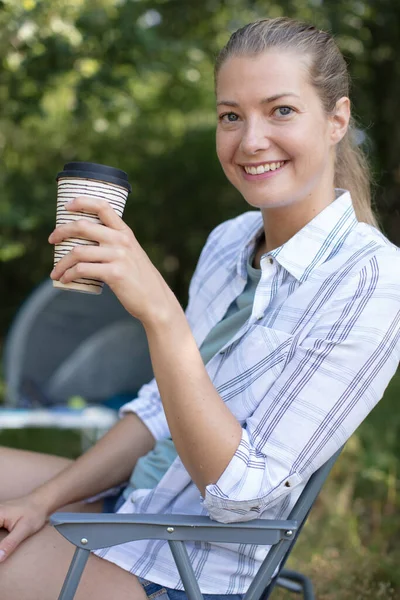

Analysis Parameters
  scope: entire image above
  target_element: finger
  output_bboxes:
[48,218,116,246]
[67,197,128,230]
[51,245,119,280]
[57,262,114,285]
[0,520,32,562]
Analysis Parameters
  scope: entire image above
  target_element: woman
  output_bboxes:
[0,17,399,600]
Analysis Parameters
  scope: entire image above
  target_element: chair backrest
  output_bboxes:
[260,445,343,599]
[3,279,153,406]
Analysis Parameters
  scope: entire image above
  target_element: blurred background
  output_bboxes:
[0,0,399,598]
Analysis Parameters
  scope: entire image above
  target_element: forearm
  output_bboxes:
[144,300,242,495]
[30,413,155,514]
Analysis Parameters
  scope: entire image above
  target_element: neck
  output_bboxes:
[260,187,336,253]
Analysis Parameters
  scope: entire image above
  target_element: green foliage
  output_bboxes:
[1,0,400,335]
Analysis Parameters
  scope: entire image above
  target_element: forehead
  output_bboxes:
[216,51,313,102]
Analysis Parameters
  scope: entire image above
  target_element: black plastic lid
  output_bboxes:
[57,161,131,193]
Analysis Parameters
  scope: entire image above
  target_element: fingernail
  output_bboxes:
[65,200,74,209]
[0,550,6,561]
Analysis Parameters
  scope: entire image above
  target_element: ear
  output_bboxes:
[329,96,350,145]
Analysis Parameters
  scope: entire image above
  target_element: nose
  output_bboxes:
[239,117,271,155]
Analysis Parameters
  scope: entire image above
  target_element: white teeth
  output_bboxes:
[244,161,285,174]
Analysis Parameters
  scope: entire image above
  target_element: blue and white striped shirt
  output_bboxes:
[98,190,400,593]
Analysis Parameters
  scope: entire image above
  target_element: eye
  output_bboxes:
[219,112,239,123]
[274,106,294,118]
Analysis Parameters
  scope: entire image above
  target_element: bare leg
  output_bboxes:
[0,446,102,511]
[0,526,147,600]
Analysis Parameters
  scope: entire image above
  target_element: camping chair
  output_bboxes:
[51,447,344,600]
[1,279,153,446]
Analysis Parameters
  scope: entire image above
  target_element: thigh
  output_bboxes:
[0,446,72,501]
[0,446,102,511]
[0,525,147,600]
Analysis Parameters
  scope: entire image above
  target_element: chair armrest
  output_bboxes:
[50,512,298,550]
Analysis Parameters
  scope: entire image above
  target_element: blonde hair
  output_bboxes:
[215,17,379,228]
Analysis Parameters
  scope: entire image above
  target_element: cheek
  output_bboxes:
[284,131,328,172]
[215,133,223,162]
[216,145,230,173]
[216,130,238,164]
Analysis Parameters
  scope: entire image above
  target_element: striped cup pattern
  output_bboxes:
[53,177,129,294]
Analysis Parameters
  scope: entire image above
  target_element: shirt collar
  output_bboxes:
[236,190,358,282]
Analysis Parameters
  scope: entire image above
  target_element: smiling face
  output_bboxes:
[216,51,348,215]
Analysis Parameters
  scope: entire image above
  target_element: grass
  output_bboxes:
[0,373,399,599]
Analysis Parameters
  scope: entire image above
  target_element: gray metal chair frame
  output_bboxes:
[51,447,343,600]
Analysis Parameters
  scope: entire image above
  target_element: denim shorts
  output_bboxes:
[139,578,244,600]
[102,489,126,513]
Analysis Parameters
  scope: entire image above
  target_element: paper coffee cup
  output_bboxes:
[53,161,132,294]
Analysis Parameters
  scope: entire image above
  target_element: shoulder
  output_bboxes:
[194,211,262,268]
[303,222,400,332]
[351,223,400,278]
[206,211,262,247]
[317,221,400,287]
[322,223,400,313]
[187,211,262,297]
[298,225,400,366]
[355,222,399,251]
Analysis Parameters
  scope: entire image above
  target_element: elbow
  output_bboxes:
[203,493,264,524]
[203,471,303,523]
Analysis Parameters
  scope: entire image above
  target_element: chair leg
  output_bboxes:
[57,546,90,600]
[277,569,315,600]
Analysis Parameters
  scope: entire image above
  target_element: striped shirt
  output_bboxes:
[98,190,400,593]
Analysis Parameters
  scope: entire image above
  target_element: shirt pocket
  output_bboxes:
[213,325,294,421]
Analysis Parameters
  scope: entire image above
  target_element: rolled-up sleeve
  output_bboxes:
[119,378,170,441]
[205,255,400,523]
[204,429,302,523]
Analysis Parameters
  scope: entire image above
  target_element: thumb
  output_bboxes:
[0,519,31,562]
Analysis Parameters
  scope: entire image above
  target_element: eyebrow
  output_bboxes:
[216,93,300,107]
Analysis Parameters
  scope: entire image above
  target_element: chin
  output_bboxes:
[242,192,297,210]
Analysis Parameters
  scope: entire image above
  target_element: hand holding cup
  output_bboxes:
[49,196,176,326]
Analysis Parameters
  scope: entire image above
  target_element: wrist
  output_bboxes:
[29,482,64,516]
[142,290,186,334]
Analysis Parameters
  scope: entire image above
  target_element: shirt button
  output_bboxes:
[268,257,274,265]
[256,313,264,320]
[130,496,135,503]
[284,481,291,488]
